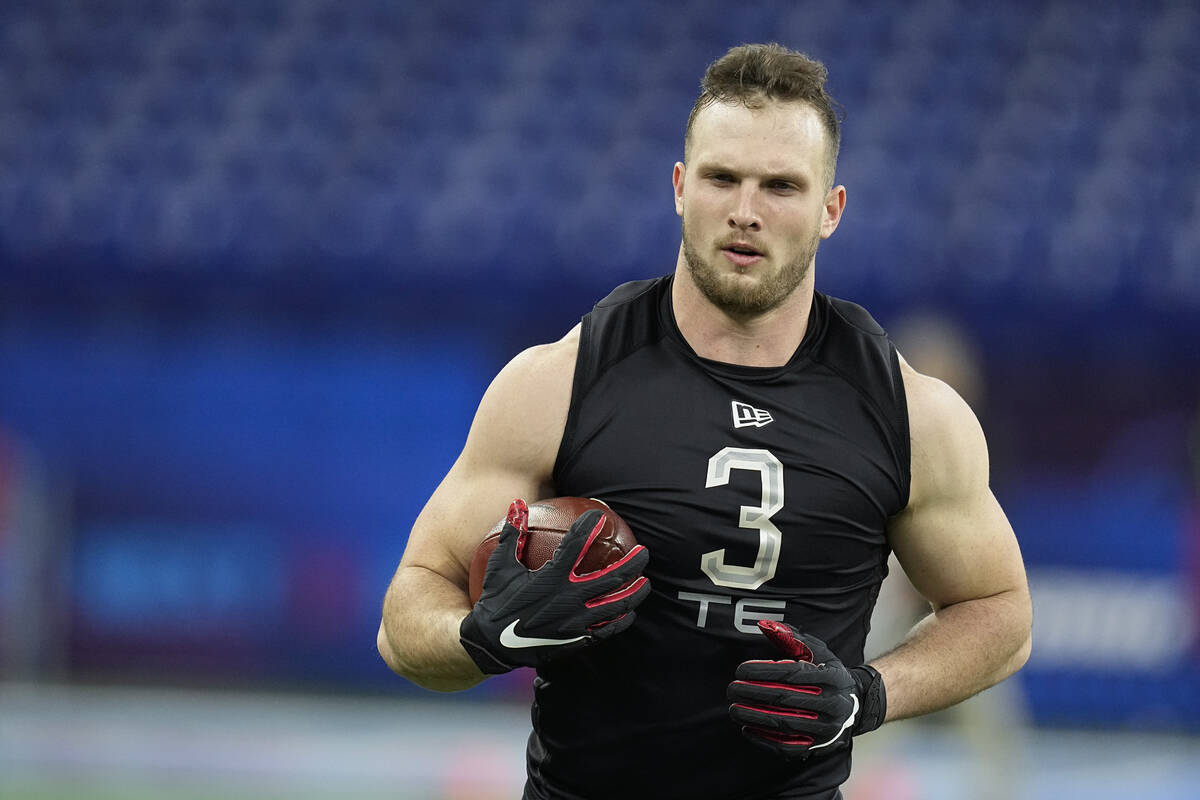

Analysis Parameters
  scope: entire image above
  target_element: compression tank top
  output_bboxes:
[527,275,909,800]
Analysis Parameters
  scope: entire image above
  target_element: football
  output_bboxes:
[467,496,639,604]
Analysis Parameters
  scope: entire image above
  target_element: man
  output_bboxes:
[378,43,1032,800]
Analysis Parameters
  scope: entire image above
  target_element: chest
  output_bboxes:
[555,344,905,595]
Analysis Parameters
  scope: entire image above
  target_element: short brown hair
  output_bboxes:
[685,43,842,187]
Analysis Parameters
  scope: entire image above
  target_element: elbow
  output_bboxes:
[994,629,1032,688]
[375,622,425,683]
[376,622,405,676]
[1010,629,1032,675]
[1004,591,1034,677]
[985,632,1031,692]
[376,621,483,692]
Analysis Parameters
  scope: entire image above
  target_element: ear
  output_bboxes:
[820,184,846,239]
[673,162,686,217]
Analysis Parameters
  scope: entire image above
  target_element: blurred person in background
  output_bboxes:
[865,311,990,664]
[378,44,1032,800]
[856,311,1027,800]
[1190,400,1200,662]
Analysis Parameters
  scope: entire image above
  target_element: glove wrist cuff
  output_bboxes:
[850,664,887,736]
[459,613,515,675]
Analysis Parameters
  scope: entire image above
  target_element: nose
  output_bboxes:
[728,186,761,231]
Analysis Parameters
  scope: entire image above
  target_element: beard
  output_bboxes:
[681,218,820,317]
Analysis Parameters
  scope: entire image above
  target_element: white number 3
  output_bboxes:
[701,447,784,590]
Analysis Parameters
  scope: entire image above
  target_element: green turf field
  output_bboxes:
[4,684,1199,800]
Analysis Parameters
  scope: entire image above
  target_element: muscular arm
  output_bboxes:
[870,358,1032,722]
[376,329,578,691]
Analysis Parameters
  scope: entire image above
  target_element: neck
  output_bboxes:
[671,249,815,368]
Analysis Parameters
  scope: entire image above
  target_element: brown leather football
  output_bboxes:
[468,497,638,604]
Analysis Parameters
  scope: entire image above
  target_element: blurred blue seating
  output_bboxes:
[572,0,665,51]
[1123,58,1200,120]
[0,0,1195,310]
[1142,3,1200,66]
[1074,160,1163,231]
[1046,214,1131,303]
[1028,1,1142,65]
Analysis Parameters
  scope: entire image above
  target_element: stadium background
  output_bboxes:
[1,0,1197,797]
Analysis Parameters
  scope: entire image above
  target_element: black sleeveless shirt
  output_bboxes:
[528,276,910,800]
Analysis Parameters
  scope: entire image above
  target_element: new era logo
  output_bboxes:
[732,401,774,428]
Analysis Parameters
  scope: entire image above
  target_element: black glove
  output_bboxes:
[727,620,886,760]
[459,499,651,674]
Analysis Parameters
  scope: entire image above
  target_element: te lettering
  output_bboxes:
[678,591,786,633]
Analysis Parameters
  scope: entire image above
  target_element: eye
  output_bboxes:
[769,180,797,193]
[709,173,735,184]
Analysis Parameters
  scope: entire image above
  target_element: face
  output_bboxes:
[673,100,845,317]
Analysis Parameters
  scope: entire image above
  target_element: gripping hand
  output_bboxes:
[459,499,651,674]
[727,620,886,760]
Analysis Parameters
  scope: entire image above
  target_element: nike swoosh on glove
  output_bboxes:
[459,499,651,674]
[727,620,887,760]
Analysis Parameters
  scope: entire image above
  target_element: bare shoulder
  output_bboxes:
[898,353,989,506]
[465,323,580,476]
[398,325,581,585]
[890,354,1026,612]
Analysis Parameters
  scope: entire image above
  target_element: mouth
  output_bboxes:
[721,242,765,267]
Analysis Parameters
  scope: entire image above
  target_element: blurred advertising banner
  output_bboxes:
[1012,466,1200,730]
[64,516,533,700]
[70,520,359,684]
[0,430,69,680]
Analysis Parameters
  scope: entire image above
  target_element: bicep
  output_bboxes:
[889,485,1025,611]
[395,337,576,589]
[889,368,1028,611]
[399,454,548,589]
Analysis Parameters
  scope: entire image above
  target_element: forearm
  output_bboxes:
[869,588,1032,723]
[378,564,485,692]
